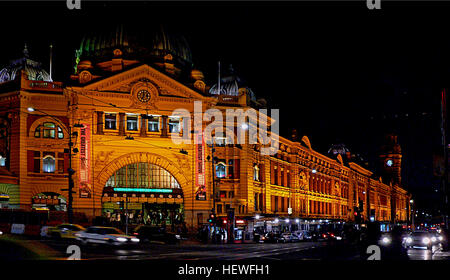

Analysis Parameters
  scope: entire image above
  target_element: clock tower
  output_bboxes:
[379,134,402,186]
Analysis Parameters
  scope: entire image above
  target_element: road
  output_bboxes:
[9,237,450,260]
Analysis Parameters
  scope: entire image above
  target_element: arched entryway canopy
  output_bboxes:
[101,161,185,228]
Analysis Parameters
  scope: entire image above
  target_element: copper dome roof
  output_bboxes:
[75,23,193,70]
[0,45,51,83]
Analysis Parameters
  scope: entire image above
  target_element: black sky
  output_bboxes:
[0,1,448,211]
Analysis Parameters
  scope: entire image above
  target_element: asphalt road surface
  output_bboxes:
[11,237,450,260]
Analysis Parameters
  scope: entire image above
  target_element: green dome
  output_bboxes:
[75,23,193,71]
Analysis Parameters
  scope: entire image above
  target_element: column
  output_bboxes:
[140,114,147,137]
[118,112,125,136]
[161,115,168,137]
[96,111,104,135]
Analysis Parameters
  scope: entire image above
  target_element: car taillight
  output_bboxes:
[331,234,335,237]
[133,232,138,235]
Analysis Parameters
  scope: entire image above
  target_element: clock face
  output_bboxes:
[386,159,393,167]
[137,90,151,103]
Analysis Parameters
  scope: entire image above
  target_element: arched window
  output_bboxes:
[34,122,64,139]
[105,163,180,189]
[57,126,64,139]
[43,122,56,138]
[216,163,226,178]
[253,165,260,181]
[43,156,55,173]
[34,125,41,138]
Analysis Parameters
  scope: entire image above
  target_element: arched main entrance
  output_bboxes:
[101,162,184,229]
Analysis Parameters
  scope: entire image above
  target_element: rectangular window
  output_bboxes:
[274,166,278,185]
[43,122,56,138]
[217,204,223,214]
[105,114,117,130]
[228,191,234,198]
[168,117,180,133]
[219,191,227,198]
[58,159,64,174]
[147,116,160,132]
[126,114,138,131]
[33,158,40,173]
[228,159,234,179]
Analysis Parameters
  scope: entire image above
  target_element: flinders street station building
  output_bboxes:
[0,24,410,236]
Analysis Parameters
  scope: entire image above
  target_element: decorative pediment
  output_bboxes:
[82,64,208,101]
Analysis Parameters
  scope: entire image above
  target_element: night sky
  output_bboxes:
[0,1,448,212]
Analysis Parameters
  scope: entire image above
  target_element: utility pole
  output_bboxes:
[125,197,129,235]
[211,140,216,243]
[68,125,74,224]
[28,106,79,224]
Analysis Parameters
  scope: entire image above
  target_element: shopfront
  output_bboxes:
[31,192,67,211]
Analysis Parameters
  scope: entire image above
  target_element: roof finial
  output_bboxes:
[23,43,29,58]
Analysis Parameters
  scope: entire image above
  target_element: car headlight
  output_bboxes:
[0,231,3,235]
[131,238,140,242]
[405,237,413,243]
[422,237,430,244]
[336,236,342,240]
[175,234,181,239]
[438,236,444,241]
[75,233,81,237]
[116,237,127,242]
[382,237,391,244]
[431,237,437,242]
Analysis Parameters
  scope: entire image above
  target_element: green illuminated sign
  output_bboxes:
[113,188,173,193]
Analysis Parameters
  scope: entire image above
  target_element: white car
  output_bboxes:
[76,226,139,246]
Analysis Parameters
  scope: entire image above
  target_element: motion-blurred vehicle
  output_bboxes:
[262,232,281,243]
[46,224,86,239]
[133,225,181,244]
[402,231,434,250]
[76,226,139,246]
[0,236,64,260]
[327,231,344,241]
[378,232,393,247]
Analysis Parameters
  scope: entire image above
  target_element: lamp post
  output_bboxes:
[410,199,414,231]
[28,107,82,224]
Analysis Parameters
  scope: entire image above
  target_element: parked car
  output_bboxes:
[292,231,305,241]
[46,224,86,240]
[304,231,313,241]
[278,232,293,243]
[402,231,434,250]
[76,226,139,246]
[289,233,301,242]
[133,225,181,244]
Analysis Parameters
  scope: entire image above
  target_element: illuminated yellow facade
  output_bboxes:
[0,27,410,231]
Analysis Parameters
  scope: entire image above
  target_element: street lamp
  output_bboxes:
[27,107,82,224]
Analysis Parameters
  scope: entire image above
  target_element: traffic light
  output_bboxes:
[118,201,124,210]
[354,206,361,223]
[208,213,216,225]
[358,200,364,212]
